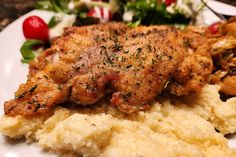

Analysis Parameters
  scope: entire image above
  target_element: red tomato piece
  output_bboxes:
[207,21,222,34]
[87,7,112,22]
[165,0,177,6]
[23,16,49,42]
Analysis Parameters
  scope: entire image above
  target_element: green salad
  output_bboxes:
[35,0,202,27]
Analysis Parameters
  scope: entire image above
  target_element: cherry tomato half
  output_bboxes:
[207,21,222,34]
[23,16,49,42]
[165,0,177,6]
[87,7,112,23]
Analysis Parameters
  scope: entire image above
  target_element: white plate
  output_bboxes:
[0,9,235,157]
[0,10,56,157]
[207,0,236,16]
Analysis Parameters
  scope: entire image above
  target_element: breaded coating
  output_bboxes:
[4,23,212,116]
[167,28,213,95]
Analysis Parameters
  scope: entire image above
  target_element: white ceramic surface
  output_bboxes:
[207,0,236,16]
[0,10,56,157]
[0,9,235,157]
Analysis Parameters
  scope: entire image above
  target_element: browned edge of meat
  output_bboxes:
[4,22,213,117]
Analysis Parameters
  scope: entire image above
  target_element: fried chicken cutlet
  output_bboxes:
[4,23,212,116]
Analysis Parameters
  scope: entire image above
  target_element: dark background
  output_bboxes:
[0,0,37,31]
[0,0,236,31]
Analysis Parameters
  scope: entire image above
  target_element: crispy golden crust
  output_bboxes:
[167,29,213,95]
[4,23,212,116]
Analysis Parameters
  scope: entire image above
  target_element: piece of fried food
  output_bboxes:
[4,23,212,116]
[167,28,213,95]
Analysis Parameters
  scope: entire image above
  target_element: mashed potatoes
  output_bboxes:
[1,85,236,157]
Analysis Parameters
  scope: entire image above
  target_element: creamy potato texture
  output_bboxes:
[1,85,236,157]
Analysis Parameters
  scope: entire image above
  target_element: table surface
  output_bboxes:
[0,0,236,31]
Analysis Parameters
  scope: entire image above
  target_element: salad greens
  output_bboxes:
[20,40,43,63]
[35,0,72,13]
[35,0,197,27]
[125,0,190,26]
[48,15,62,28]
